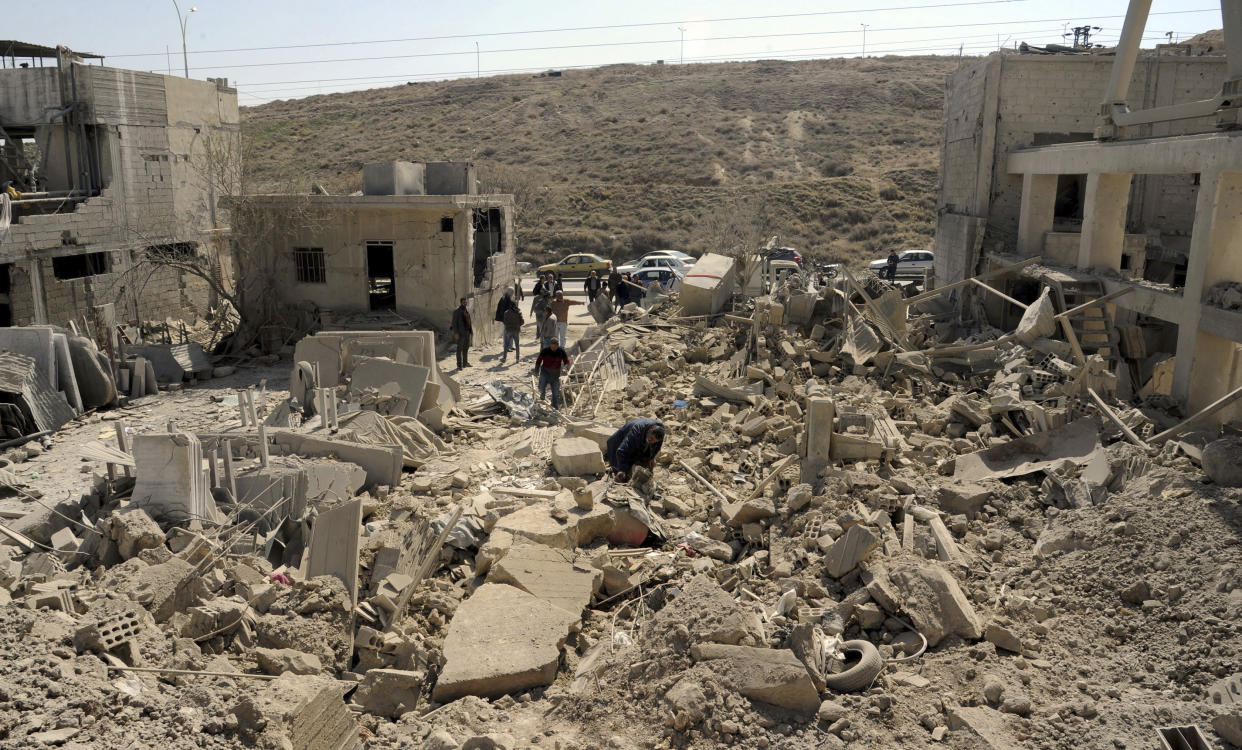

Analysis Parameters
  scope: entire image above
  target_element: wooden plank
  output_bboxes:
[1149,384,1242,443]
[0,521,35,551]
[678,459,731,503]
[970,277,1028,309]
[742,455,796,503]
[1086,387,1151,452]
[904,257,1042,306]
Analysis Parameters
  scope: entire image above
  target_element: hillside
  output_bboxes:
[242,56,970,266]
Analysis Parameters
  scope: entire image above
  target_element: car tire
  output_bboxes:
[822,639,883,693]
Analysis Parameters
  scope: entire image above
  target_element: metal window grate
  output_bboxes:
[293,247,326,284]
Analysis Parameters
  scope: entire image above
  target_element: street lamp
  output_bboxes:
[172,1,197,78]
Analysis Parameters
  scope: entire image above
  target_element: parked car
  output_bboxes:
[538,253,611,279]
[616,256,690,276]
[766,247,803,264]
[869,250,934,278]
[640,250,697,266]
[631,267,684,292]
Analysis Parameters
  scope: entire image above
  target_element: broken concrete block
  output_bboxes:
[433,583,579,702]
[1203,438,1242,487]
[487,543,602,615]
[233,674,355,750]
[550,437,606,476]
[884,561,983,646]
[723,496,776,527]
[824,525,878,578]
[108,509,165,560]
[133,556,196,622]
[650,575,763,646]
[1213,713,1242,746]
[689,643,820,713]
[935,482,992,516]
[983,623,1023,653]
[49,527,81,561]
[254,647,323,676]
[353,668,423,718]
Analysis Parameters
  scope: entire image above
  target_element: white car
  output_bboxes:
[869,250,934,278]
[631,267,684,292]
[641,250,696,266]
[616,256,690,276]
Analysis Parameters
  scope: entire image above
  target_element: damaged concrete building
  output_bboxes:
[934,14,1242,422]
[241,161,515,334]
[0,42,238,328]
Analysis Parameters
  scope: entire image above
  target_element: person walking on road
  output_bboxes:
[605,418,665,483]
[548,291,583,347]
[451,297,472,369]
[585,270,603,302]
[533,339,571,409]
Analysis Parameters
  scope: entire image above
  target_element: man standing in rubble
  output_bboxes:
[494,288,519,325]
[539,311,558,349]
[585,270,603,302]
[605,418,665,483]
[609,267,623,304]
[885,250,899,281]
[533,339,570,409]
[451,297,472,369]
[548,291,583,347]
[501,300,524,364]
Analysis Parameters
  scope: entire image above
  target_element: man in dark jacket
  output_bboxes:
[451,297,472,369]
[608,268,623,303]
[885,250,899,281]
[501,303,524,364]
[533,339,571,408]
[605,418,665,483]
[584,270,603,302]
[495,288,519,323]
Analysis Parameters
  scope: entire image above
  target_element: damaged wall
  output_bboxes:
[935,51,1228,282]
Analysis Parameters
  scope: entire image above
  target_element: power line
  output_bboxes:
[178,8,1219,74]
[108,0,1040,58]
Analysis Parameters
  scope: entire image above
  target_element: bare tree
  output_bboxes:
[696,194,775,291]
[477,162,553,247]
[136,131,320,349]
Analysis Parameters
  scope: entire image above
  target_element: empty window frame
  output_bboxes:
[52,251,110,280]
[293,247,326,284]
[440,217,454,232]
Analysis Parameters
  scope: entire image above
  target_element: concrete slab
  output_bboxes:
[680,253,737,316]
[433,583,579,702]
[349,357,429,417]
[131,432,217,524]
[689,643,820,713]
[824,525,879,578]
[305,499,362,605]
[271,431,402,488]
[550,437,606,476]
[233,673,356,750]
[487,543,602,615]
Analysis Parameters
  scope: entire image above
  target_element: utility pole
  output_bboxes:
[678,27,686,64]
[171,0,197,78]
[475,41,480,78]
[860,24,869,56]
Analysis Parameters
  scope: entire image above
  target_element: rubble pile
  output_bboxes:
[0,262,1239,750]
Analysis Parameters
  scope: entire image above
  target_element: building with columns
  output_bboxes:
[933,11,1242,422]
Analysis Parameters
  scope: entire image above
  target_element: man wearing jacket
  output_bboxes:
[451,297,472,369]
[539,312,558,349]
[605,418,665,483]
[608,268,623,304]
[584,270,603,302]
[495,288,519,324]
[548,291,583,347]
[533,340,571,409]
[501,303,524,364]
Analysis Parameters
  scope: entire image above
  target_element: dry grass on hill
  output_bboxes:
[242,55,971,267]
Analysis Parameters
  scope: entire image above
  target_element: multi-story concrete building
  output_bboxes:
[242,161,516,336]
[0,42,238,328]
[934,12,1242,423]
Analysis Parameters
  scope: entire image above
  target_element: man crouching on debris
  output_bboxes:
[606,418,665,483]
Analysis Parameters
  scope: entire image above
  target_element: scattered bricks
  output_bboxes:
[353,668,424,719]
[550,437,606,476]
[825,525,879,578]
[49,527,81,562]
[723,496,776,527]
[75,611,142,656]
[739,417,769,438]
[934,482,992,516]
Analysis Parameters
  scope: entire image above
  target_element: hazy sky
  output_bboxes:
[4,1,1224,105]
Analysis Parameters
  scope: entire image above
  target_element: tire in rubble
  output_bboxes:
[822,639,883,693]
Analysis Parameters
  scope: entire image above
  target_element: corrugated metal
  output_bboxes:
[0,351,74,433]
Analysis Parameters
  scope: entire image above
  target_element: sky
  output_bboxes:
[3,0,1225,105]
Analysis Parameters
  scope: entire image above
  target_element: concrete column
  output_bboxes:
[1180,171,1242,419]
[1100,0,1153,110]
[1016,173,1059,257]
[27,259,48,325]
[801,397,834,483]
[1077,172,1133,271]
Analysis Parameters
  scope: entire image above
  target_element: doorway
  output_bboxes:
[0,264,12,326]
[365,241,395,311]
